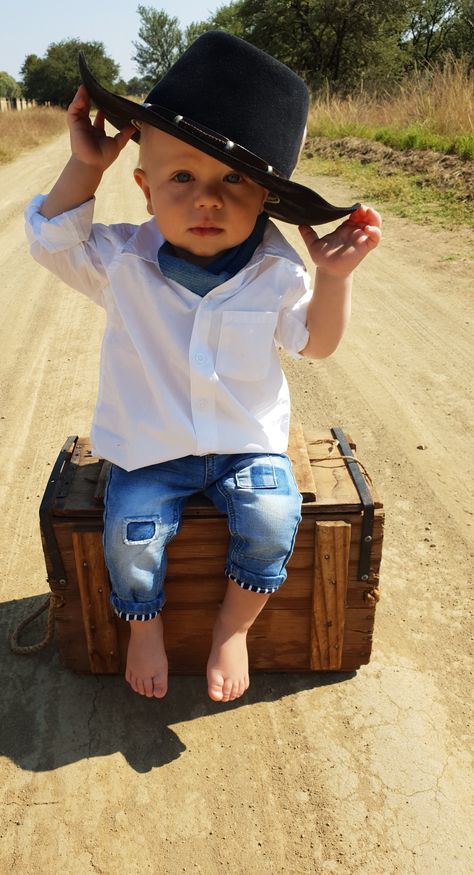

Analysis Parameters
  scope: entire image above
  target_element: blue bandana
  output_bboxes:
[158,213,268,296]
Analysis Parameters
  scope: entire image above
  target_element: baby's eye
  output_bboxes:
[224,172,243,184]
[173,172,193,183]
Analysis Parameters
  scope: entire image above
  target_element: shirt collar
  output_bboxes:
[121,215,305,270]
[122,218,164,263]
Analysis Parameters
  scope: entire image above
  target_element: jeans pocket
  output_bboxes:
[234,457,278,489]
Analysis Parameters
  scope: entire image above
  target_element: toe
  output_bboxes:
[237,678,247,698]
[125,669,135,691]
[135,677,146,696]
[221,677,234,702]
[153,676,167,698]
[207,670,224,701]
[128,673,140,694]
[143,676,154,697]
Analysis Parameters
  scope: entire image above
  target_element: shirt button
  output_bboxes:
[197,399,208,409]
[195,352,206,364]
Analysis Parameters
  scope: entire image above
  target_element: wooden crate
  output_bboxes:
[40,423,383,674]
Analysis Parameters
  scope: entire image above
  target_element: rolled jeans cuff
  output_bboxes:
[224,564,285,594]
[110,591,164,622]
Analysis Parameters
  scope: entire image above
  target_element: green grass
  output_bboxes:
[300,153,474,229]
[307,120,474,160]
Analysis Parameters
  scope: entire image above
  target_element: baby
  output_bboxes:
[25,32,381,703]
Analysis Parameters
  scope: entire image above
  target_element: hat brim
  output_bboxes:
[79,53,360,226]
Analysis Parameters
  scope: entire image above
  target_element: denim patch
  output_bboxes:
[123,518,157,544]
[235,462,277,489]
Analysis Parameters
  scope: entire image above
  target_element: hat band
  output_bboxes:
[132,103,286,180]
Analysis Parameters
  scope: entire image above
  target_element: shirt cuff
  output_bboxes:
[24,194,95,253]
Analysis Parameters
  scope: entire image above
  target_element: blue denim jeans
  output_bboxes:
[103,452,302,620]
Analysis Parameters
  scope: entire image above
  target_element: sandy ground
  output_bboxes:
[0,131,473,875]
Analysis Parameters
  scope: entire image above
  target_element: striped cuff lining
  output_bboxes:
[113,608,161,621]
[225,570,278,594]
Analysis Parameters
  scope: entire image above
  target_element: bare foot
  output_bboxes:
[206,615,250,703]
[125,615,168,698]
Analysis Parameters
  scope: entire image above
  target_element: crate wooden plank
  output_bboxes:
[119,607,314,673]
[52,606,374,674]
[72,531,120,673]
[310,521,350,670]
[113,605,373,674]
[50,514,382,609]
[53,596,90,671]
[287,419,316,501]
[305,428,382,510]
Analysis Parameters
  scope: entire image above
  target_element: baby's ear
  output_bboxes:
[259,187,270,213]
[133,168,153,215]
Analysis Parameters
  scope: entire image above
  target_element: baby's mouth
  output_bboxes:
[189,226,224,237]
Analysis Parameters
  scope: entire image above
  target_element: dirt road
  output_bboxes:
[1,131,472,875]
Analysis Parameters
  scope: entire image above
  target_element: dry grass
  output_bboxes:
[308,57,474,158]
[0,107,66,164]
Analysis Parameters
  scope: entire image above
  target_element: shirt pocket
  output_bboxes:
[215,311,278,381]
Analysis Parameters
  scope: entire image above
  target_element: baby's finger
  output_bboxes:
[114,125,135,151]
[298,224,322,260]
[349,204,381,229]
[363,206,382,228]
[68,84,90,115]
[299,224,319,244]
[93,109,105,130]
[363,225,382,247]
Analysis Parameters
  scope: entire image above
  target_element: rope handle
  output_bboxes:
[9,593,63,655]
[308,438,374,486]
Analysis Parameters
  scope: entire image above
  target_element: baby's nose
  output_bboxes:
[195,184,224,209]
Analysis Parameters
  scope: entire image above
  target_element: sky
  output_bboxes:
[0,0,226,82]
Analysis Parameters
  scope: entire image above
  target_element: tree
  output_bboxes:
[183,20,219,49]
[402,0,465,65]
[20,39,120,107]
[208,2,247,38]
[0,71,21,99]
[130,1,473,96]
[126,75,149,96]
[208,0,411,92]
[133,5,185,87]
[439,0,474,61]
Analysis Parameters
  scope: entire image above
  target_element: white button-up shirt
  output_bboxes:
[25,195,312,471]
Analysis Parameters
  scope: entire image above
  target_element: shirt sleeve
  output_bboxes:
[274,264,312,359]
[24,195,108,308]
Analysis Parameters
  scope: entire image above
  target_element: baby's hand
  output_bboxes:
[299,205,382,279]
[67,84,134,172]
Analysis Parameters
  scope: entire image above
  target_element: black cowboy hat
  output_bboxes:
[79,31,359,226]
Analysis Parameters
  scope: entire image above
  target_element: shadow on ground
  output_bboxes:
[1,595,355,773]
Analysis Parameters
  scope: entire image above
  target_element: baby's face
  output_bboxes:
[134,125,269,266]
